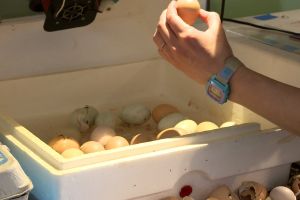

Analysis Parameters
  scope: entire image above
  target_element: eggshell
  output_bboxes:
[220,121,237,128]
[49,135,80,154]
[152,104,179,123]
[61,148,84,159]
[90,126,116,146]
[71,105,98,133]
[209,185,239,200]
[270,186,296,200]
[183,197,195,200]
[161,197,180,200]
[176,0,201,25]
[175,119,197,135]
[238,181,267,200]
[130,133,153,145]
[120,104,151,125]
[158,113,186,131]
[157,128,187,139]
[95,111,117,128]
[80,141,105,153]
[195,121,218,132]
[105,136,129,150]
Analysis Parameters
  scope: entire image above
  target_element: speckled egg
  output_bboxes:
[61,148,84,159]
[195,121,218,132]
[152,104,179,123]
[269,186,296,200]
[105,136,129,150]
[90,126,116,146]
[95,111,117,129]
[238,181,267,200]
[49,135,80,154]
[120,104,151,125]
[80,141,105,153]
[158,113,186,131]
[71,105,98,133]
[174,119,197,135]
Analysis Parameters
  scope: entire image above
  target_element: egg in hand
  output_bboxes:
[176,0,201,25]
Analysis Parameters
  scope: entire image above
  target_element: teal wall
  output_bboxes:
[1,0,300,19]
[211,0,300,18]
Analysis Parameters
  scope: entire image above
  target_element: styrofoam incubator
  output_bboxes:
[0,0,300,200]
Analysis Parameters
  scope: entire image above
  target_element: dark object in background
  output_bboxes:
[29,0,101,32]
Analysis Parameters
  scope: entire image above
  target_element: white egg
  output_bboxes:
[95,111,117,128]
[196,121,218,132]
[158,113,186,131]
[174,119,197,135]
[90,126,116,146]
[71,105,98,133]
[120,104,151,125]
[269,186,296,200]
[220,121,237,128]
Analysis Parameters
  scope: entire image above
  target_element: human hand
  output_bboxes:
[153,0,233,84]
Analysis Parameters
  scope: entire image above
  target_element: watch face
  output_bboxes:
[207,84,224,102]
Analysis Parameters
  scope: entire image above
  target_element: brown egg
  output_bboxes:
[292,177,300,196]
[61,148,84,159]
[49,135,80,154]
[80,141,105,153]
[238,181,267,200]
[156,128,186,139]
[209,185,239,200]
[90,126,116,146]
[105,136,129,150]
[161,197,180,200]
[176,0,201,25]
[130,133,153,145]
[152,104,179,123]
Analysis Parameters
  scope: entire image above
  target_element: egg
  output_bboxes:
[195,121,218,132]
[238,181,267,200]
[176,0,201,25]
[161,197,180,200]
[80,141,105,153]
[157,128,186,139]
[209,185,239,200]
[220,121,237,128]
[174,119,197,135]
[90,126,116,146]
[152,104,179,123]
[130,133,153,145]
[95,111,117,129]
[183,197,195,200]
[71,105,98,133]
[61,148,84,159]
[158,113,186,131]
[269,186,296,200]
[120,104,151,125]
[49,135,80,154]
[105,136,129,150]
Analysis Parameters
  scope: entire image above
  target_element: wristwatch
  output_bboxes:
[206,56,243,104]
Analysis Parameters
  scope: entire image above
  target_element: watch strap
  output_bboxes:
[216,56,243,85]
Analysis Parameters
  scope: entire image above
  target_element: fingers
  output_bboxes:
[197,9,221,33]
[166,0,190,36]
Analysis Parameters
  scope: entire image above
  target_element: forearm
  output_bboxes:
[229,64,300,135]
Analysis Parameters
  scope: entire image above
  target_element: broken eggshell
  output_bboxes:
[208,185,239,200]
[130,133,153,145]
[120,104,151,125]
[292,176,300,197]
[71,105,98,133]
[269,186,296,200]
[95,111,117,129]
[157,127,187,139]
[238,181,267,200]
[158,113,186,131]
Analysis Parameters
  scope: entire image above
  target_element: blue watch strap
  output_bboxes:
[216,56,243,85]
